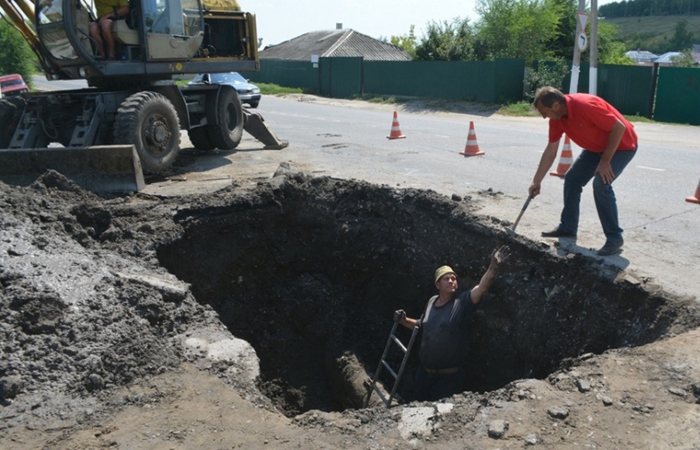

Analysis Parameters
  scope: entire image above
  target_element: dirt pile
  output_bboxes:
[2,169,700,449]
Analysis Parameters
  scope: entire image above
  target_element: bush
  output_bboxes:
[524,59,569,103]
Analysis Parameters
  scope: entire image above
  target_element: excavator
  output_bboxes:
[0,0,287,193]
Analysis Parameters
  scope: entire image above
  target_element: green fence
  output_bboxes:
[319,57,363,98]
[563,63,654,117]
[251,58,699,126]
[654,67,700,125]
[252,58,525,103]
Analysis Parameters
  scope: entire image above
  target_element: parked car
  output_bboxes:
[189,72,261,108]
[0,74,29,97]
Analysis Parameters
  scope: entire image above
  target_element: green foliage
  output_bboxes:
[585,21,634,65]
[670,49,697,67]
[600,0,700,18]
[670,19,695,51]
[547,0,578,60]
[414,18,476,61]
[475,0,565,61]
[608,15,700,54]
[256,83,304,95]
[0,21,35,88]
[524,59,569,102]
[389,25,418,60]
[498,100,539,116]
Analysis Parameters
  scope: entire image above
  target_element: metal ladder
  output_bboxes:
[364,321,420,408]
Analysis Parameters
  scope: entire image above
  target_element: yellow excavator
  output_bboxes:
[0,0,287,192]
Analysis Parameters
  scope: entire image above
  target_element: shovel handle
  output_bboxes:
[512,196,533,230]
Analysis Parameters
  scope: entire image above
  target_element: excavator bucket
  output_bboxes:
[0,145,145,194]
[243,110,289,150]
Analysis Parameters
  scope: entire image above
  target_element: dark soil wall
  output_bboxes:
[156,173,700,416]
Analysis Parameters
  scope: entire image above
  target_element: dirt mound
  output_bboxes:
[2,169,700,449]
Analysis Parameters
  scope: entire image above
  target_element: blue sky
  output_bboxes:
[250,0,615,47]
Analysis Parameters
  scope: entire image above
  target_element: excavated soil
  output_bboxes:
[2,169,700,449]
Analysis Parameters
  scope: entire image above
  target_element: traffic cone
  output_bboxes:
[550,135,574,177]
[686,177,700,204]
[387,111,406,139]
[459,121,484,156]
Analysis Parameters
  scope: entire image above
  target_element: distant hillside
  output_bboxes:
[606,15,700,53]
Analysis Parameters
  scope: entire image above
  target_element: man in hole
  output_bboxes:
[394,245,510,401]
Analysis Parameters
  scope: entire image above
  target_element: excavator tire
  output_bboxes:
[188,126,216,151]
[206,85,243,150]
[114,91,180,174]
[0,97,27,148]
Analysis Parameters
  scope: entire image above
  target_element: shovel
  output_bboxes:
[505,196,533,235]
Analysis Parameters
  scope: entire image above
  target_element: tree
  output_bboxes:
[0,21,36,89]
[548,0,578,60]
[389,25,418,60]
[584,21,634,65]
[475,0,565,61]
[670,19,695,51]
[414,18,476,61]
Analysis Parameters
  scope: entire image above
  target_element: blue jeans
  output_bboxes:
[558,148,636,243]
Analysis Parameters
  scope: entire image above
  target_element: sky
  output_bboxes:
[249,0,616,48]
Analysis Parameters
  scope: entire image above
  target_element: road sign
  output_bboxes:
[577,32,588,52]
[577,12,589,31]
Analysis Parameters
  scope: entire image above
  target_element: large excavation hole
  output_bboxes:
[157,173,699,417]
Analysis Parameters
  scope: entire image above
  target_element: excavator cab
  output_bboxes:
[32,0,258,84]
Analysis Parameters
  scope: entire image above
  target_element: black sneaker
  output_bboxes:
[541,228,576,238]
[597,240,624,256]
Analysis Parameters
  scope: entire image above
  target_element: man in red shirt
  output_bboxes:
[529,86,638,256]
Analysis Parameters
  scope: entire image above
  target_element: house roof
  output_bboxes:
[654,52,681,63]
[260,29,410,61]
[625,50,658,63]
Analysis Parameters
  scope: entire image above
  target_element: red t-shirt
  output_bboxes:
[548,94,637,152]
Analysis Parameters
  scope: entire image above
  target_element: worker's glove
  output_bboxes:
[393,309,406,324]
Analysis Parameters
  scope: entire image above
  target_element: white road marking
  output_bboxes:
[636,166,665,172]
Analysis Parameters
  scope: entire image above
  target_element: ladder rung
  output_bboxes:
[381,360,398,379]
[390,334,408,353]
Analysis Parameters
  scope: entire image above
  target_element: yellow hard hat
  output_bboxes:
[434,265,456,284]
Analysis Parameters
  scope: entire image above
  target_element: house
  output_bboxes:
[654,51,681,66]
[625,50,658,65]
[259,26,410,62]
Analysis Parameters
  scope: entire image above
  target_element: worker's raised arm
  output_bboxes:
[470,245,510,304]
[394,309,420,330]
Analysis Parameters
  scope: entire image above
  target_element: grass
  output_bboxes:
[499,101,539,117]
[257,83,303,95]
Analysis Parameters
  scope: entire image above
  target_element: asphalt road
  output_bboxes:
[28,79,700,299]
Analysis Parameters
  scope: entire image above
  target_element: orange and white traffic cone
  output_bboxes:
[387,111,406,139]
[686,177,700,204]
[459,121,484,156]
[550,135,574,177]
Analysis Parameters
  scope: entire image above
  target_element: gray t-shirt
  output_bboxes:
[418,290,476,369]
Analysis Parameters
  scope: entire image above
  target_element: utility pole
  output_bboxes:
[569,0,587,94]
[590,0,599,95]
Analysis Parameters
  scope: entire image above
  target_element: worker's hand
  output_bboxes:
[528,182,541,198]
[393,309,406,324]
[491,245,511,268]
[595,161,615,184]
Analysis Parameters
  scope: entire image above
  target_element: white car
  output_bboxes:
[189,72,261,108]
